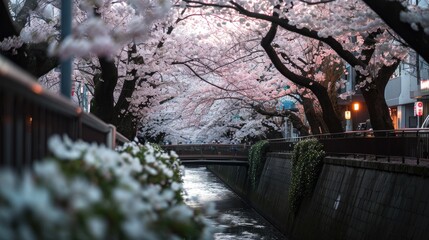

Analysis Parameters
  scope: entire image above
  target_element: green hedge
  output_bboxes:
[288,138,325,215]
[248,140,269,189]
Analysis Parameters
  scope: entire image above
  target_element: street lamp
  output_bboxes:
[345,108,352,131]
[345,111,351,120]
[353,102,360,111]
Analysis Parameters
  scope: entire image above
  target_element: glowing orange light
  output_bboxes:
[353,103,360,111]
[76,107,82,115]
[31,84,43,94]
[26,116,33,127]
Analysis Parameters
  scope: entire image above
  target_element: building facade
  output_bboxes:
[385,54,429,128]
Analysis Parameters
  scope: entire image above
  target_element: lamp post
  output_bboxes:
[345,109,352,131]
[345,111,351,120]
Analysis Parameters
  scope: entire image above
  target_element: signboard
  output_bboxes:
[71,80,75,96]
[414,101,423,116]
[421,79,429,93]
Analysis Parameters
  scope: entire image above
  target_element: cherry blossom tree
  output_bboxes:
[360,0,429,63]
[182,0,409,132]
[296,0,429,62]
[3,0,416,142]
[166,3,347,133]
[140,16,350,141]
[140,80,287,143]
[1,0,182,139]
[0,0,58,77]
[143,7,360,141]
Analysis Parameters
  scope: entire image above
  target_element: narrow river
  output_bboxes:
[182,166,287,240]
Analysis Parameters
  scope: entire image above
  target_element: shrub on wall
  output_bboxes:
[288,138,325,215]
[248,140,269,189]
[0,136,212,240]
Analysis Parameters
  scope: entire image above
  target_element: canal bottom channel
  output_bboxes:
[182,167,287,240]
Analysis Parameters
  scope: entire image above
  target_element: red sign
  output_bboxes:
[415,101,423,116]
[71,80,75,96]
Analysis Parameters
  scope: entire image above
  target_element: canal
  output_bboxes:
[182,167,287,240]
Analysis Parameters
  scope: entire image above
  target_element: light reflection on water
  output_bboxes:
[182,167,287,240]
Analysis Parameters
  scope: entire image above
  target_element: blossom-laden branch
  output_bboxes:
[252,103,310,136]
[361,0,429,63]
[260,7,343,133]
[182,62,232,91]
[299,0,336,5]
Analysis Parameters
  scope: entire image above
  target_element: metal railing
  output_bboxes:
[162,144,249,160]
[0,56,129,168]
[268,129,429,165]
[115,131,130,147]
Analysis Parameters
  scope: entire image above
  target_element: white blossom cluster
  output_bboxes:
[0,135,213,240]
[51,0,173,59]
[0,36,23,53]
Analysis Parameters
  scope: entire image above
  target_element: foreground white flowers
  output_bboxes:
[0,136,213,240]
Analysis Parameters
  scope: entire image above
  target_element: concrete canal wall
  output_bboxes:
[208,153,429,240]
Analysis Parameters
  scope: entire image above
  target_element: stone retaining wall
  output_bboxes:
[208,153,429,240]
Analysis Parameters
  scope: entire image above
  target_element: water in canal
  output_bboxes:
[182,167,287,240]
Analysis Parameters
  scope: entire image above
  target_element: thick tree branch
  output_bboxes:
[361,0,429,63]
[360,29,383,66]
[376,58,401,93]
[0,1,18,41]
[299,0,336,5]
[261,13,342,133]
[227,0,366,68]
[261,22,322,92]
[252,104,309,136]
[252,104,295,117]
[183,0,236,11]
[1,1,57,77]
[182,63,232,91]
[279,52,306,75]
[15,0,38,32]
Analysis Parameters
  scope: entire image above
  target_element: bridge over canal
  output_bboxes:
[162,144,249,166]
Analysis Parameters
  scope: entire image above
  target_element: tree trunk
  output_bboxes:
[356,60,399,132]
[0,1,57,78]
[114,113,137,141]
[305,84,343,133]
[91,58,117,122]
[302,97,325,134]
[361,88,394,132]
[0,1,18,40]
[288,113,310,136]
